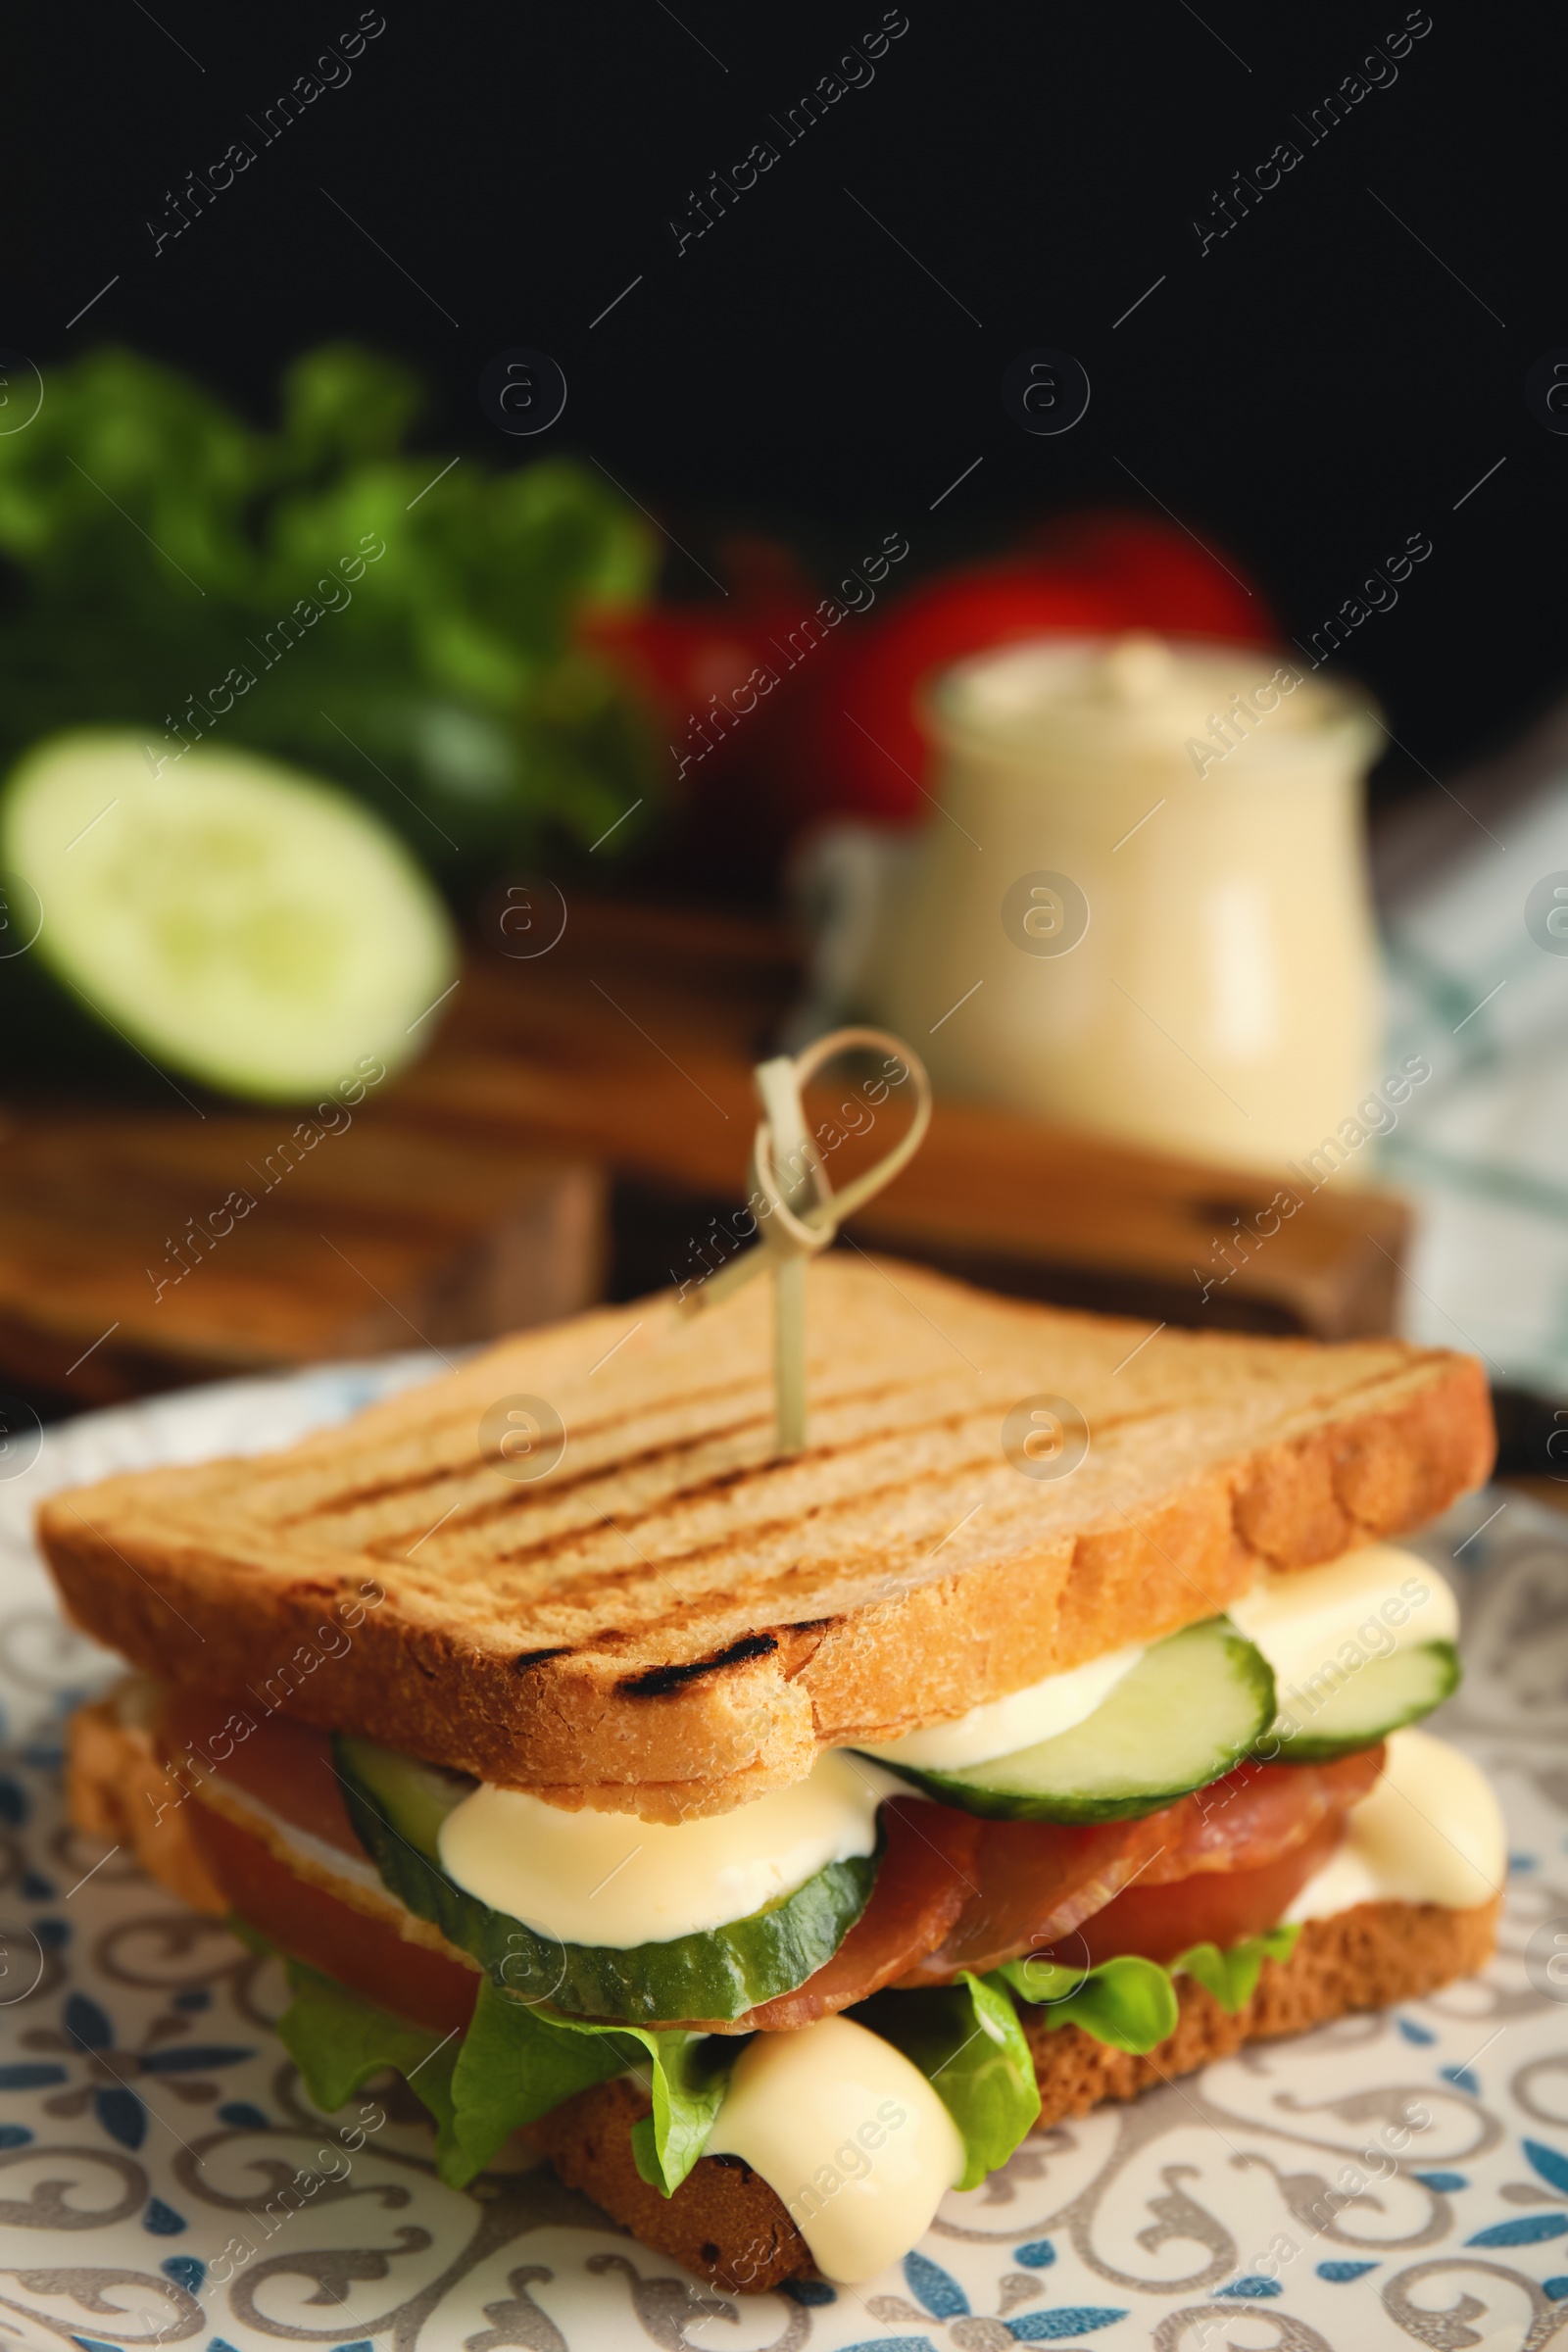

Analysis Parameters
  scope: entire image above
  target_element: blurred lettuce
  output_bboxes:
[0,344,661,875]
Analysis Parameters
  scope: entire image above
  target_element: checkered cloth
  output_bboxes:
[1379,765,1568,1392]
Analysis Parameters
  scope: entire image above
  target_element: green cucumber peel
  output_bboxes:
[867,1617,1277,1824]
[998,1922,1303,2054]
[1259,1641,1459,1763]
[334,1733,877,2026]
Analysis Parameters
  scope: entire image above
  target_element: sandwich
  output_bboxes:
[43,1253,1505,2292]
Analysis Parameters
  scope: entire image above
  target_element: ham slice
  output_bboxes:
[734,1798,981,2032]
[1064,1814,1346,1968]
[1137,1745,1384,1883]
[157,1686,1386,2031]
[162,1689,363,1854]
[901,1746,1386,1984]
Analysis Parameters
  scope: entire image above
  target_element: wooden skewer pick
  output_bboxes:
[678,1027,932,1455]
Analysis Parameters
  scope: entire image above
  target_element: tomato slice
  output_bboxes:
[161,1688,362,1856]
[1053,1814,1345,1971]
[187,1799,479,2034]
[160,1691,479,2034]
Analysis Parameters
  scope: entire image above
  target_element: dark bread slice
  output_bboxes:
[530,1895,1501,2294]
[38,1256,1494,1818]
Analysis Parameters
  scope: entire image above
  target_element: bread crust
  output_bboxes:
[37,1258,1494,1818]
[532,1893,1501,2294]
[66,1686,227,1917]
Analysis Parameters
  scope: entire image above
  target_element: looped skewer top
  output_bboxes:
[679,1026,932,1454]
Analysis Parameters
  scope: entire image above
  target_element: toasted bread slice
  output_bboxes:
[39,1256,1492,1818]
[534,1892,1502,2294]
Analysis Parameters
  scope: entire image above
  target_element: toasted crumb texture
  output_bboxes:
[529,2076,807,2292]
[38,1258,1493,1816]
[531,1894,1501,2294]
[1018,1891,1501,2116]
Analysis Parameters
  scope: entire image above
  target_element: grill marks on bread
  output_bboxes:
[250,1378,1272,1652]
[35,1258,1495,1806]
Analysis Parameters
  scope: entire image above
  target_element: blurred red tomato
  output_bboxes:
[791,564,1125,824]
[1028,511,1269,645]
[582,512,1272,840]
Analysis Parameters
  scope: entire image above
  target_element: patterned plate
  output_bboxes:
[1,1362,1566,2352]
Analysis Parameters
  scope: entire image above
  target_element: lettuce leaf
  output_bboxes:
[274,1919,1304,2199]
[449,1974,734,2195]
[275,1957,463,2169]
[999,1924,1305,2055]
[998,1953,1179,2055]
[0,344,660,873]
[1172,1923,1301,2011]
[274,1958,727,2194]
[857,1970,1041,2191]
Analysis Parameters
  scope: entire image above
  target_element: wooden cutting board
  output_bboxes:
[396,895,1410,1342]
[0,893,1410,1411]
[0,1109,604,1406]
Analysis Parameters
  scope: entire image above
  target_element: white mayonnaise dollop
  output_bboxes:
[1230,1542,1458,1712]
[1287,1726,1505,1919]
[438,1748,890,1948]
[706,2013,965,2282]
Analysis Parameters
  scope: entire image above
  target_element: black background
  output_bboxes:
[14,0,1563,818]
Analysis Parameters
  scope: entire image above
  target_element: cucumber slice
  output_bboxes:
[335,1735,877,2026]
[865,1618,1276,1824]
[0,731,457,1102]
[1263,1641,1459,1763]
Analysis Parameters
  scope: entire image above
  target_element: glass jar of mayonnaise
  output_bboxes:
[862,634,1382,1172]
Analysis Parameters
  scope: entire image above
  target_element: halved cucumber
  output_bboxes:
[0,731,457,1102]
[1262,1641,1459,1763]
[864,1618,1276,1824]
[335,1735,877,2026]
